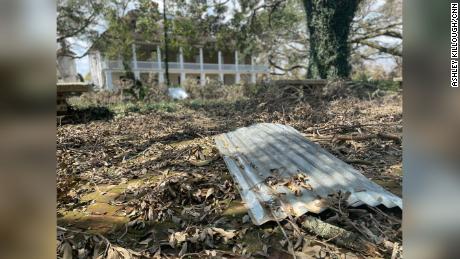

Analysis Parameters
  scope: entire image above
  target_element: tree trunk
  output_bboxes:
[303,0,361,79]
[122,60,144,100]
[163,0,170,86]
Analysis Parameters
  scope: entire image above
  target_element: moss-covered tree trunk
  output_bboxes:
[303,0,361,79]
[163,0,171,86]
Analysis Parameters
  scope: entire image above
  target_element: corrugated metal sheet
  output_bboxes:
[214,123,402,225]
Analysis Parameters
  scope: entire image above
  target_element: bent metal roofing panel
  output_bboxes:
[214,123,402,225]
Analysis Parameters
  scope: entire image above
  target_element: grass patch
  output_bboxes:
[351,74,401,92]
[184,98,251,111]
[353,79,401,92]
[108,101,179,114]
[69,100,180,116]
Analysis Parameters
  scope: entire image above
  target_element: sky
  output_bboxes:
[74,43,91,76]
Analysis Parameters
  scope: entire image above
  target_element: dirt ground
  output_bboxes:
[57,89,402,258]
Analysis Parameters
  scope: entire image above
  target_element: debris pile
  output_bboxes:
[57,92,402,258]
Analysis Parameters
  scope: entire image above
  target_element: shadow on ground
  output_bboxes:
[58,106,114,125]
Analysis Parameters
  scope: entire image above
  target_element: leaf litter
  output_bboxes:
[57,90,402,258]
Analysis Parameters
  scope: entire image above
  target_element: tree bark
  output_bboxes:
[163,0,170,86]
[303,0,361,79]
[301,216,378,255]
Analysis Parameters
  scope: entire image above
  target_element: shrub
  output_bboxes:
[68,91,122,108]
[143,82,170,102]
[183,78,263,101]
[183,78,224,99]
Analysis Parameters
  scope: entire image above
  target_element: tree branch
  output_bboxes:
[358,40,402,57]
[268,56,307,71]
[57,12,98,42]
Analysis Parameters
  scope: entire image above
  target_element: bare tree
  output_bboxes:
[350,0,402,58]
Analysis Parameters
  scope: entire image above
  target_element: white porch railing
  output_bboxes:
[167,62,181,70]
[137,61,157,69]
[108,61,123,69]
[254,65,268,72]
[183,62,201,70]
[222,64,236,71]
[106,60,268,72]
[203,63,219,70]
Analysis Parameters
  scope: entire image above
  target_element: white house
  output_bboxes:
[88,10,269,90]
[89,42,269,90]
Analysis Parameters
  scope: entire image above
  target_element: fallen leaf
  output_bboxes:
[139,237,152,245]
[171,215,181,224]
[189,159,212,167]
[178,242,188,257]
[262,244,269,256]
[302,244,322,257]
[242,214,250,224]
[205,250,217,256]
[211,227,236,242]
[153,247,161,259]
[62,242,73,259]
[147,206,155,221]
[169,231,187,248]
[106,245,140,259]
[205,188,215,199]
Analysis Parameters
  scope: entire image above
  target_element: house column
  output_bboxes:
[105,71,113,90]
[235,50,240,84]
[218,51,224,83]
[91,51,104,88]
[156,45,164,84]
[102,54,108,69]
[179,47,186,85]
[251,56,256,84]
[132,44,140,80]
[199,47,205,86]
[104,56,113,90]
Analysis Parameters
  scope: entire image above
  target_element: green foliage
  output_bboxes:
[100,1,135,61]
[84,73,92,81]
[183,79,265,101]
[245,0,306,54]
[168,0,234,54]
[69,94,178,115]
[373,80,400,92]
[57,0,106,43]
[184,99,244,111]
[109,101,178,114]
[58,0,402,84]
[135,0,162,43]
[352,74,401,92]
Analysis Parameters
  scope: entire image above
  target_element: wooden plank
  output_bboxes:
[57,82,91,93]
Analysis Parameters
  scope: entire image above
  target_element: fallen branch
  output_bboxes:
[301,216,379,256]
[335,133,401,144]
[268,207,297,259]
[344,159,374,166]
[377,133,402,143]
